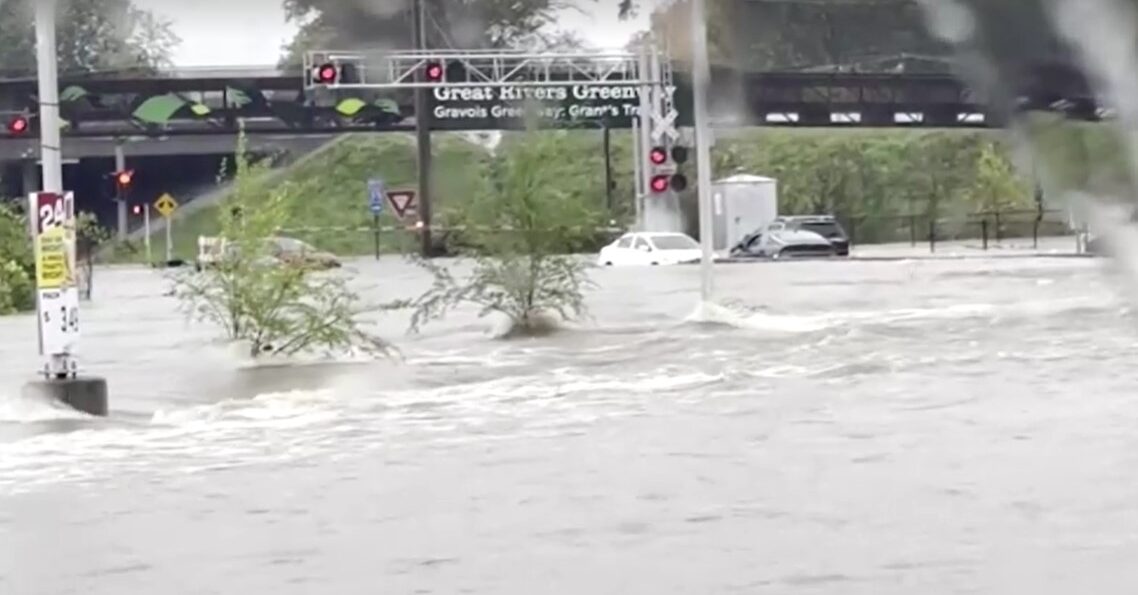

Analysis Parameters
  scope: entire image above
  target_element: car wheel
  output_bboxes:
[604,261,613,266]
[651,262,659,266]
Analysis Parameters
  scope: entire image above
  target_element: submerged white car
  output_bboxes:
[597,232,703,266]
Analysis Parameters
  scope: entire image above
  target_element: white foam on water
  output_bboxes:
[0,391,91,423]
[686,301,833,333]
[0,364,728,493]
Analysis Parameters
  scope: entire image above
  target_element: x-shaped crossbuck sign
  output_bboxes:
[651,109,679,142]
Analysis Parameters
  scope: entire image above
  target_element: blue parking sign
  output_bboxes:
[367,178,385,215]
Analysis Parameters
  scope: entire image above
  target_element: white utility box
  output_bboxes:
[711,174,778,251]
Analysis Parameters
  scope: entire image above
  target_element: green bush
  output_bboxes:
[408,130,603,335]
[0,258,34,314]
[171,130,396,358]
[0,202,34,314]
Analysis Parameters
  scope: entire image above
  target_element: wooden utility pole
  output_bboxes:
[411,0,434,257]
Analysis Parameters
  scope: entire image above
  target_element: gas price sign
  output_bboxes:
[29,191,80,355]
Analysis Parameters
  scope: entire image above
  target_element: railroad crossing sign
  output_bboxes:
[651,84,680,142]
[367,178,385,215]
[386,189,417,219]
[651,108,679,142]
[154,193,178,218]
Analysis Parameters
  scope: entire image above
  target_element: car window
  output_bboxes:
[768,223,784,231]
[649,235,698,250]
[801,222,843,237]
[633,237,651,251]
[617,236,634,248]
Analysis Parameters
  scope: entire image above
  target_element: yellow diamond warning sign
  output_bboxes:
[154,193,178,218]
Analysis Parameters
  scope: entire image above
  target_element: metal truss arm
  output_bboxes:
[303,49,653,90]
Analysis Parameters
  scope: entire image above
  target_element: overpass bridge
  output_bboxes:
[0,60,1099,156]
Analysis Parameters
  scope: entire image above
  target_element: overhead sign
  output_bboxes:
[154,193,178,218]
[367,178,385,215]
[386,189,417,219]
[29,191,80,356]
[427,83,692,130]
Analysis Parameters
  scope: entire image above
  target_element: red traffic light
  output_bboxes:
[649,147,667,165]
[314,63,338,84]
[131,204,142,215]
[7,115,28,135]
[650,174,670,193]
[425,62,444,82]
[114,169,134,187]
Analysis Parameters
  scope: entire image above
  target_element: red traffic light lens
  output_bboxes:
[650,175,670,193]
[131,205,141,215]
[7,116,27,134]
[315,64,337,83]
[425,62,443,81]
[115,170,133,186]
[649,147,667,165]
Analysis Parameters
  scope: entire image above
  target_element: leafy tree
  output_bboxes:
[0,201,34,315]
[279,0,598,65]
[407,129,603,336]
[171,129,394,359]
[0,0,179,76]
[645,0,946,71]
[965,142,1031,213]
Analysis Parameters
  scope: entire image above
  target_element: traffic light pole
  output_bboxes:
[115,142,126,241]
[411,0,433,257]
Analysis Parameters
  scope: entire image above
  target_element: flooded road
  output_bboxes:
[3,253,1138,594]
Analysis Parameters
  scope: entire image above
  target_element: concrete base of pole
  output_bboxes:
[22,376,109,416]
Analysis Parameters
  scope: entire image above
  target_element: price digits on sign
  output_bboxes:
[38,196,65,232]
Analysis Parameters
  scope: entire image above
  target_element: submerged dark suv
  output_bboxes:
[779,215,850,256]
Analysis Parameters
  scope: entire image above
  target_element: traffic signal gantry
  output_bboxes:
[303,46,681,231]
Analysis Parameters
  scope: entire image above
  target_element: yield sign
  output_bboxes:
[386,189,417,218]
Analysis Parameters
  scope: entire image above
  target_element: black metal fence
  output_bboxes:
[837,209,1074,252]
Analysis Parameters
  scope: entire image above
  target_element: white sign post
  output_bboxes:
[29,191,80,372]
[143,205,152,264]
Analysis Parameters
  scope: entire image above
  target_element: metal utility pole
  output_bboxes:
[411,0,434,257]
[35,0,66,378]
[36,0,62,196]
[691,0,715,302]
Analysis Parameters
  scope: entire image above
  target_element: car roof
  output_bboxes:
[777,215,836,222]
